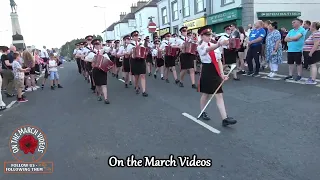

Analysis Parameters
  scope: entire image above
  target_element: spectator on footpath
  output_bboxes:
[261,20,271,69]
[280,27,288,51]
[266,21,283,78]
[303,20,312,69]
[12,52,30,102]
[48,53,63,90]
[303,22,320,84]
[1,46,15,97]
[0,46,6,110]
[40,46,49,63]
[237,26,247,74]
[246,20,266,76]
[284,18,306,81]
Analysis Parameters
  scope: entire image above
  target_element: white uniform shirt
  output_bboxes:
[117,46,125,56]
[197,42,221,63]
[152,49,158,56]
[73,49,78,55]
[104,46,111,53]
[40,49,48,58]
[175,36,191,46]
[160,39,169,51]
[75,48,83,58]
[218,35,229,50]
[94,48,110,60]
[111,48,117,56]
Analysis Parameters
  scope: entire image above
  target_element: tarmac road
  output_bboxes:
[0,61,319,180]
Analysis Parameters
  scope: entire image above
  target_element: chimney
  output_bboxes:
[120,12,126,20]
[137,0,148,9]
[130,3,138,13]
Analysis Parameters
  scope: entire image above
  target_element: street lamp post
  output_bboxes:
[93,6,107,41]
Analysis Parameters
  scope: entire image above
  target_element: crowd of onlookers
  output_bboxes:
[0,45,63,111]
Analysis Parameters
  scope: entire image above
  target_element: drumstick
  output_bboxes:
[197,64,236,119]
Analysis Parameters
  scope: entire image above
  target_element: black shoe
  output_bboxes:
[192,84,197,89]
[199,112,210,120]
[154,74,157,79]
[246,71,254,76]
[175,79,180,84]
[233,78,240,81]
[161,77,164,80]
[104,99,110,104]
[129,81,132,85]
[284,75,293,80]
[58,84,63,88]
[148,73,151,76]
[142,92,148,97]
[97,96,102,101]
[41,85,44,90]
[135,87,140,94]
[51,86,54,90]
[112,73,115,77]
[0,106,6,111]
[179,82,184,87]
[125,84,128,88]
[222,117,237,127]
[165,79,170,83]
[116,74,119,78]
[6,93,15,97]
[252,72,259,77]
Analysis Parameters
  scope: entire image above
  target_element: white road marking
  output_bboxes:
[0,114,2,117]
[118,79,125,83]
[261,76,281,80]
[285,79,306,84]
[259,72,286,78]
[182,112,221,134]
[6,101,16,109]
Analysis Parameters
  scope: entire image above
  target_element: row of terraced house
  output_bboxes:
[102,0,316,41]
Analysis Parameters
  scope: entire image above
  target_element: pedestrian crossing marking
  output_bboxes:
[284,79,306,84]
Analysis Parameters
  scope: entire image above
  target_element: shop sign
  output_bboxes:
[159,28,170,36]
[207,8,241,25]
[183,17,206,30]
[257,11,301,18]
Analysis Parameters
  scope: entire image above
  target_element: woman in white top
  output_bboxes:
[197,26,237,126]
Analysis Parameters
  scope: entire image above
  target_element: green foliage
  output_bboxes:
[59,35,103,59]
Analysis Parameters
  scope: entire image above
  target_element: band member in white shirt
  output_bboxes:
[129,31,148,97]
[117,35,133,88]
[219,26,240,80]
[197,26,237,126]
[40,46,49,62]
[91,39,110,104]
[160,32,179,84]
[144,36,153,76]
[152,39,164,79]
[82,35,95,92]
[74,43,82,74]
[112,40,122,79]
[175,26,197,89]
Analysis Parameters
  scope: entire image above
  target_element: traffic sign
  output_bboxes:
[148,22,157,33]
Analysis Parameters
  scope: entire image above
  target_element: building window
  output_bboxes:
[182,0,190,17]
[161,7,168,25]
[139,14,142,27]
[195,0,204,13]
[171,1,179,21]
[173,26,178,34]
[221,0,235,6]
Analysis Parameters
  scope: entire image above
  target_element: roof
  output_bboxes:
[135,0,159,14]
[102,22,117,33]
[119,13,135,23]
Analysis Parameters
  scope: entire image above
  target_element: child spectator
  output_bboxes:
[12,53,30,102]
[48,53,63,90]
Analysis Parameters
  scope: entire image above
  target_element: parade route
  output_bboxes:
[0,62,319,180]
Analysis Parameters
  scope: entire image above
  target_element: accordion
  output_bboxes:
[94,54,114,72]
[184,42,198,55]
[132,46,147,59]
[165,46,179,56]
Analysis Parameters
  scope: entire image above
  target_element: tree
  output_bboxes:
[59,35,103,59]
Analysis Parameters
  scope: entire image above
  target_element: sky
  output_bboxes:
[0,0,137,49]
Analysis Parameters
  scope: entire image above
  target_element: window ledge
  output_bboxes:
[221,1,235,7]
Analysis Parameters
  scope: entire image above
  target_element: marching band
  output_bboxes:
[74,26,238,126]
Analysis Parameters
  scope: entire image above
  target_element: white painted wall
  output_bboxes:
[106,31,115,40]
[113,23,135,40]
[254,0,319,22]
[134,7,159,39]
[211,0,241,14]
[169,0,181,30]
[181,0,206,23]
[157,0,171,29]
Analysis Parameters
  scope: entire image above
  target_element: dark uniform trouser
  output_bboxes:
[87,62,95,90]
[76,58,81,74]
[246,45,262,73]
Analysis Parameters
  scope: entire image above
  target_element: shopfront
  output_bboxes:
[158,27,170,38]
[257,11,301,30]
[206,8,242,33]
[183,17,206,34]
